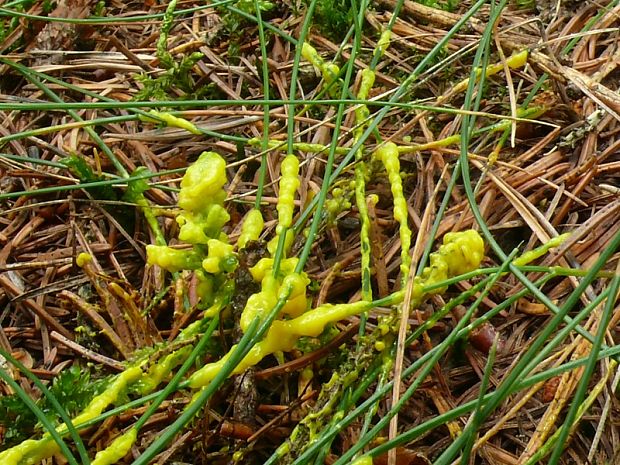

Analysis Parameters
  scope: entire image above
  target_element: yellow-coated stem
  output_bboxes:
[353,68,377,301]
[70,367,142,427]
[0,438,57,465]
[135,346,192,395]
[276,155,300,233]
[301,42,340,84]
[267,153,300,268]
[513,233,571,267]
[189,300,371,388]
[374,142,412,284]
[139,110,202,135]
[355,175,373,300]
[376,30,391,59]
[452,50,529,94]
[398,106,547,154]
[246,138,349,155]
[238,209,264,249]
[357,69,375,102]
[91,429,137,465]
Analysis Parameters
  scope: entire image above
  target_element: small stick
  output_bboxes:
[50,331,124,371]
[59,290,131,359]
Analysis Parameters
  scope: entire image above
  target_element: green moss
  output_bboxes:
[0,365,107,448]
[306,0,355,41]
[415,0,457,11]
[133,53,206,102]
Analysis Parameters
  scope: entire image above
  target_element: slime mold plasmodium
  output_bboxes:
[190,228,487,389]
[237,209,264,249]
[301,42,340,85]
[267,154,300,256]
[146,151,236,306]
[139,110,202,135]
[373,142,412,283]
[176,151,229,244]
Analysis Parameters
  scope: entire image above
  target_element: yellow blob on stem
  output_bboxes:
[238,209,264,249]
[140,110,202,135]
[513,232,571,267]
[91,429,137,465]
[178,151,227,213]
[276,155,300,234]
[301,42,340,83]
[374,142,412,282]
[76,252,92,267]
[189,300,371,388]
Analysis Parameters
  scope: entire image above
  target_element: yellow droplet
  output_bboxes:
[76,252,92,267]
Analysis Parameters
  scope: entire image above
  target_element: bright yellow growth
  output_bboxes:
[140,110,202,135]
[202,239,235,274]
[301,42,340,83]
[240,276,278,332]
[76,252,92,267]
[428,230,484,278]
[353,63,377,301]
[147,151,233,275]
[412,230,485,303]
[396,106,547,155]
[267,229,294,256]
[376,30,392,58]
[189,300,370,388]
[353,67,376,148]
[191,231,485,389]
[326,186,353,222]
[146,245,200,272]
[0,438,57,465]
[91,429,137,465]
[513,232,570,267]
[250,257,299,282]
[277,155,300,233]
[174,152,230,245]
[0,366,143,465]
[357,68,375,103]
[135,346,192,394]
[351,456,373,465]
[178,151,227,212]
[374,142,412,280]
[246,138,349,155]
[240,270,309,332]
[453,50,529,93]
[71,367,142,427]
[174,152,229,245]
[279,273,310,317]
[238,209,264,249]
[477,49,529,77]
[177,206,229,245]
